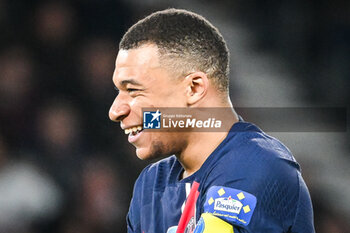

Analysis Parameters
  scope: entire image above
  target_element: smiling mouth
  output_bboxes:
[124,125,143,135]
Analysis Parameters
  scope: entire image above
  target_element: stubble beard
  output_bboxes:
[140,133,188,161]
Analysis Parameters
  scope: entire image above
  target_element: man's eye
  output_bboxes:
[127,88,139,93]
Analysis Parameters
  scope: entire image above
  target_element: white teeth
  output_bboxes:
[124,126,143,135]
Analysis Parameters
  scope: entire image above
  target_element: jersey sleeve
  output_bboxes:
[198,140,315,233]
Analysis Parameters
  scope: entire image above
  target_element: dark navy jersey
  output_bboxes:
[127,121,315,233]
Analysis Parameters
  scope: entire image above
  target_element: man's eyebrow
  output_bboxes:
[119,79,142,86]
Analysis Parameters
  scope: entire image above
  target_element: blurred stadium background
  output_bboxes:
[0,0,349,232]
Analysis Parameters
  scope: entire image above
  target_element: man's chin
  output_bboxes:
[135,147,154,160]
[135,146,168,161]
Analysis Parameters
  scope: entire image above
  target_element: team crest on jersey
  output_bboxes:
[204,186,256,227]
[184,217,195,233]
[193,217,205,233]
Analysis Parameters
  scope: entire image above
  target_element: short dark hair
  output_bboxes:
[120,8,229,93]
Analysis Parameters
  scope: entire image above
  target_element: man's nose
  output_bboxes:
[109,97,131,122]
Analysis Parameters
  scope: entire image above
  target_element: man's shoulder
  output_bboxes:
[207,125,301,184]
[199,126,309,230]
[226,125,298,169]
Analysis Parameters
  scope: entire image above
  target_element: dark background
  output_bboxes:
[0,0,349,232]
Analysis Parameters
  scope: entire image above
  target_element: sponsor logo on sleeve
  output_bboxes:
[214,197,243,214]
[204,186,257,227]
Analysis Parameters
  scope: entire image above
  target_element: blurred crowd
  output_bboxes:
[0,1,148,232]
[234,0,350,106]
[0,0,349,233]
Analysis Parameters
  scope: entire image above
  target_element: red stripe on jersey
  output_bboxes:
[176,181,200,233]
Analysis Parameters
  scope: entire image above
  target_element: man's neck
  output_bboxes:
[177,109,238,179]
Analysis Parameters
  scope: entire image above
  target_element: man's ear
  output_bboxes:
[184,72,209,105]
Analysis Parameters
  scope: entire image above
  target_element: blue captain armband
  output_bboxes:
[203,186,257,227]
[194,213,234,233]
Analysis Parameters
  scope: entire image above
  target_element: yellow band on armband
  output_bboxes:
[193,213,234,233]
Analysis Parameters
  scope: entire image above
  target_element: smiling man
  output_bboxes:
[109,9,315,233]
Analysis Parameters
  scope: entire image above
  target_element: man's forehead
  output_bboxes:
[113,45,163,85]
[113,66,144,85]
[115,45,161,69]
